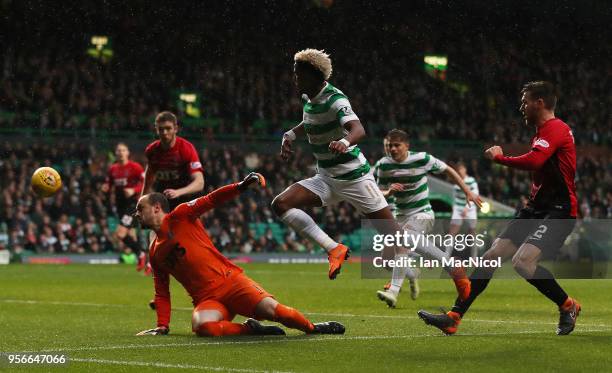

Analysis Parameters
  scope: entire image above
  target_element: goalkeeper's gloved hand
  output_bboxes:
[238,172,266,192]
[136,326,169,336]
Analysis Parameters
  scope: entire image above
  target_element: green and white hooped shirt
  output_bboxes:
[453,176,479,210]
[373,152,448,217]
[302,82,370,180]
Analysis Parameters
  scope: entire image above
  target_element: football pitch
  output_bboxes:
[1,263,611,372]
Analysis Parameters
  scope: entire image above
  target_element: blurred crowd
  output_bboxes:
[0,142,364,255]
[0,1,610,255]
[1,1,610,146]
[0,141,610,255]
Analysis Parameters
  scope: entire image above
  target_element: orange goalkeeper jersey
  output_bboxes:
[150,183,243,327]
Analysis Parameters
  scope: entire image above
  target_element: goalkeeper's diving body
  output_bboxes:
[134,173,345,337]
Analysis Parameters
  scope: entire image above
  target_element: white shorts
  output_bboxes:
[396,210,435,234]
[451,206,478,229]
[297,173,388,215]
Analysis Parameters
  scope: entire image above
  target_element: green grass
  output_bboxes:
[0,263,611,372]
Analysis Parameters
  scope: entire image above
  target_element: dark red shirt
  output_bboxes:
[145,136,203,191]
[495,118,577,217]
[107,161,144,205]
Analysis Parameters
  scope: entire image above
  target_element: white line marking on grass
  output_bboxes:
[3,298,611,328]
[0,299,131,308]
[23,328,612,354]
[70,358,293,373]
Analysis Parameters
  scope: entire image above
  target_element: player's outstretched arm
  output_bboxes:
[138,266,172,336]
[485,142,556,171]
[175,173,266,219]
[280,123,305,161]
[329,120,366,154]
[444,167,483,209]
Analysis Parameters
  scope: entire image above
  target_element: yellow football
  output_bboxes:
[31,167,62,198]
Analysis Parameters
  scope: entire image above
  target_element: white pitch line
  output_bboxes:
[3,299,610,329]
[18,328,612,354]
[70,357,294,373]
[0,299,131,308]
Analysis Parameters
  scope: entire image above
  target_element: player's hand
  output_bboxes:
[387,183,405,196]
[328,140,349,154]
[465,191,483,209]
[238,172,266,191]
[124,188,135,198]
[484,146,503,160]
[136,326,169,336]
[280,136,293,161]
[163,189,181,199]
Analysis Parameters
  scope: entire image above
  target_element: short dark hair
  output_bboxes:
[148,193,170,213]
[521,81,557,110]
[385,129,409,144]
[155,111,178,126]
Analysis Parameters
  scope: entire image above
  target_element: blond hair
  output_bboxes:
[294,48,332,80]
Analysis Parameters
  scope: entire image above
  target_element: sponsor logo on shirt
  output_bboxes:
[533,138,550,148]
[157,170,180,180]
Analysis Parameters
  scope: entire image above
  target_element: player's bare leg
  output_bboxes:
[255,297,345,334]
[272,184,349,279]
[418,238,516,334]
[512,243,581,335]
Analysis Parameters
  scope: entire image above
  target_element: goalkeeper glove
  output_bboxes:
[237,172,266,191]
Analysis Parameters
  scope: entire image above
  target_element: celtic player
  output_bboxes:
[272,49,476,305]
[373,129,482,307]
[448,162,480,259]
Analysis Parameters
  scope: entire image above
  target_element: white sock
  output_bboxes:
[405,253,419,280]
[280,208,338,252]
[390,253,409,295]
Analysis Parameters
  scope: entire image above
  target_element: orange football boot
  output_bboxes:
[328,244,350,280]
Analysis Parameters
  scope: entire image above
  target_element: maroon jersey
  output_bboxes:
[495,118,577,217]
[107,161,145,206]
[145,136,203,191]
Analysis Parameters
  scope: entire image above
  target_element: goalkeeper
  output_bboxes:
[134,173,345,337]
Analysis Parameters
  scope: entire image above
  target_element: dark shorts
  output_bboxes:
[117,200,137,228]
[498,207,576,253]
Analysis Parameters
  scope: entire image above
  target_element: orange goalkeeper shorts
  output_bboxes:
[194,272,273,321]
